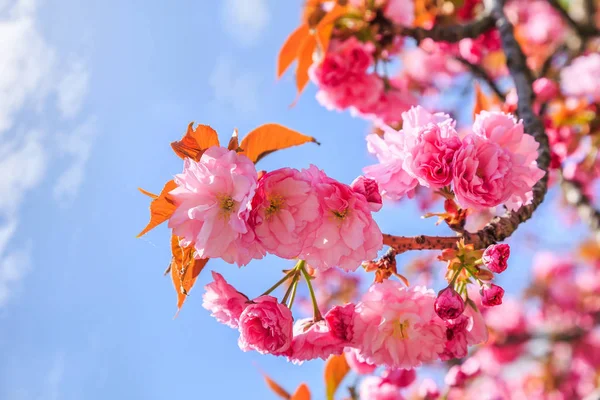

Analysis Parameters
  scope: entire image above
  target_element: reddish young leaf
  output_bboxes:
[240,123,320,164]
[171,122,220,161]
[137,180,178,238]
[324,354,350,400]
[295,35,317,96]
[290,383,311,400]
[227,128,241,152]
[170,235,208,312]
[472,83,502,118]
[263,373,291,400]
[278,24,310,78]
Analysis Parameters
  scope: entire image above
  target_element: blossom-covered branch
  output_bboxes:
[397,15,495,43]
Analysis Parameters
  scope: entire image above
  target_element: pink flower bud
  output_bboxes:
[381,368,416,388]
[533,78,558,102]
[351,176,383,212]
[435,286,465,320]
[202,271,249,328]
[481,284,505,307]
[482,243,510,273]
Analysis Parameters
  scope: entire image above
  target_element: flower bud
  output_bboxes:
[381,368,416,388]
[481,284,504,307]
[434,286,465,320]
[482,244,510,273]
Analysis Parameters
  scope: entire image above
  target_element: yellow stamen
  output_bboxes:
[392,319,410,339]
[265,195,285,218]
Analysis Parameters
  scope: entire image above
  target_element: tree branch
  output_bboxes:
[454,56,506,101]
[546,0,600,38]
[398,15,495,43]
[383,234,462,254]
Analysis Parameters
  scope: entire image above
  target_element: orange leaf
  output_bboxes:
[324,354,350,400]
[295,35,317,96]
[290,383,311,400]
[137,180,178,237]
[171,122,220,161]
[278,24,310,78]
[170,235,208,312]
[314,3,346,56]
[315,23,334,59]
[263,373,291,400]
[472,83,502,118]
[240,123,320,163]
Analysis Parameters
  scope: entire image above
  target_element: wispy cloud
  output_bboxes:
[208,56,261,116]
[0,0,94,307]
[53,117,97,203]
[57,60,89,120]
[222,0,270,46]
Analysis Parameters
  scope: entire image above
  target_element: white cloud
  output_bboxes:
[53,117,97,203]
[57,60,89,119]
[37,352,65,400]
[208,56,260,116]
[222,0,270,46]
[0,0,94,307]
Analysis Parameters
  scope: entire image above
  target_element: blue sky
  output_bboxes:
[0,1,591,399]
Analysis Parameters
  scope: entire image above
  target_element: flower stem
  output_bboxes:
[449,266,463,286]
[300,262,323,321]
[287,275,300,309]
[282,272,300,305]
[261,264,299,297]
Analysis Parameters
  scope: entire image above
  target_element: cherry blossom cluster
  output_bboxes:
[202,271,489,367]
[364,106,545,210]
[168,147,383,269]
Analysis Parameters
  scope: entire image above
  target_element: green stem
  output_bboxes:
[282,273,300,305]
[260,266,298,297]
[287,276,300,309]
[449,266,463,286]
[301,262,323,321]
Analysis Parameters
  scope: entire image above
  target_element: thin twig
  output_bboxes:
[546,0,600,38]
[398,15,495,44]
[454,56,506,101]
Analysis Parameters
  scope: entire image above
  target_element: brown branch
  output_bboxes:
[546,0,600,38]
[383,234,463,254]
[454,56,506,101]
[397,15,495,43]
[560,174,600,241]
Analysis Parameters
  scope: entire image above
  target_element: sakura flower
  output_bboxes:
[353,281,447,368]
[359,376,405,400]
[561,53,600,102]
[250,168,320,259]
[481,284,505,307]
[238,295,293,355]
[168,147,264,266]
[471,111,544,210]
[300,165,383,272]
[325,303,356,342]
[435,286,465,321]
[202,271,249,328]
[351,176,383,212]
[384,0,415,27]
[482,244,510,273]
[381,368,416,388]
[288,319,345,364]
[345,348,376,375]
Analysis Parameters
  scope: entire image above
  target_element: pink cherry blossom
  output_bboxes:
[316,73,384,113]
[168,147,264,266]
[345,348,376,375]
[202,271,249,328]
[435,286,465,321]
[481,284,505,307]
[381,368,416,388]
[533,78,559,102]
[238,295,293,355]
[250,168,320,259]
[471,111,544,210]
[357,81,418,125]
[506,0,566,45]
[441,315,472,360]
[452,135,514,209]
[482,244,510,273]
[384,0,414,27]
[288,319,345,364]
[351,176,383,212]
[325,303,356,342]
[353,281,447,368]
[359,376,405,400]
[418,378,440,400]
[364,130,418,200]
[561,53,600,102]
[300,165,383,271]
[403,123,461,189]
